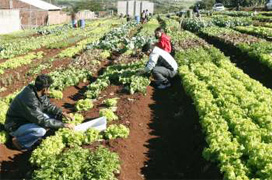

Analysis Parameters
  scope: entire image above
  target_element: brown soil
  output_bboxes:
[218,32,261,45]
[0,57,72,97]
[0,37,86,96]
[175,38,209,50]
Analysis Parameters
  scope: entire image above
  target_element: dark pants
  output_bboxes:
[152,66,177,85]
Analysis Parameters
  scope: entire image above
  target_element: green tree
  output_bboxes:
[198,0,216,9]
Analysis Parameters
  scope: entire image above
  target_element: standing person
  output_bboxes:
[141,10,146,23]
[145,9,149,21]
[154,27,174,55]
[137,43,178,89]
[193,4,200,17]
[5,74,74,150]
[126,14,131,22]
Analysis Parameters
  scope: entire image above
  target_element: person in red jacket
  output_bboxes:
[154,27,172,53]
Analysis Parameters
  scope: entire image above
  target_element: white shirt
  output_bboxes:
[144,47,178,73]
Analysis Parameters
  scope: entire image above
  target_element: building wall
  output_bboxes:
[20,10,48,28]
[134,1,141,16]
[117,1,127,16]
[48,10,95,25]
[0,0,10,9]
[48,11,69,25]
[1,0,95,28]
[141,1,154,15]
[77,10,95,20]
[127,1,135,16]
[0,9,21,34]
[117,1,154,16]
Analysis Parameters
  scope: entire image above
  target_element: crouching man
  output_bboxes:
[5,74,74,150]
[138,43,178,89]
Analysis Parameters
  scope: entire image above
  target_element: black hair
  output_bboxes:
[142,43,152,53]
[155,27,164,33]
[34,74,53,91]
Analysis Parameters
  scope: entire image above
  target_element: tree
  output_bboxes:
[198,0,216,9]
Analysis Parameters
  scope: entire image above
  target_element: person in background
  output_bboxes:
[193,4,200,17]
[126,14,131,22]
[5,74,74,150]
[73,19,78,28]
[154,27,173,55]
[145,9,149,21]
[141,10,146,23]
[137,43,178,89]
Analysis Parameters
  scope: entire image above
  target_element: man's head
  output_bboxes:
[34,74,53,95]
[155,27,164,39]
[142,43,153,55]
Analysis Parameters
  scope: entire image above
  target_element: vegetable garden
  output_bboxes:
[1,11,272,180]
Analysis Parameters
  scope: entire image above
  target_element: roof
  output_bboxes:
[19,0,61,10]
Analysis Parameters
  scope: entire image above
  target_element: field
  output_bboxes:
[0,11,272,180]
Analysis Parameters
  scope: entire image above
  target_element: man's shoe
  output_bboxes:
[12,137,23,151]
[157,82,171,89]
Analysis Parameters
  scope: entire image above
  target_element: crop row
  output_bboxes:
[233,26,272,40]
[0,19,118,59]
[181,17,272,71]
[164,17,272,179]
[200,26,272,70]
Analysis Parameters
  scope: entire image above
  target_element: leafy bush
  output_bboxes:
[181,18,214,32]
[212,16,253,27]
[99,108,118,121]
[48,90,63,100]
[104,124,129,139]
[32,146,120,180]
[63,113,84,125]
[103,98,119,107]
[0,131,8,144]
[75,99,94,111]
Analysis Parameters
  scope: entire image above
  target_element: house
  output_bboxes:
[0,0,66,29]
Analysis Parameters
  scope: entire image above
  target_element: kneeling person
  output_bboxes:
[139,43,178,89]
[5,74,74,150]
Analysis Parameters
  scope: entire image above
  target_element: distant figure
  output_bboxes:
[236,2,240,11]
[126,14,131,22]
[141,10,146,23]
[193,4,200,17]
[120,13,124,18]
[145,9,149,21]
[73,19,78,28]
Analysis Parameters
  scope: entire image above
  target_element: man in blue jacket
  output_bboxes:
[5,74,74,150]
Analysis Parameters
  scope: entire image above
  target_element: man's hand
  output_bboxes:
[136,69,146,76]
[62,112,74,121]
[64,123,75,130]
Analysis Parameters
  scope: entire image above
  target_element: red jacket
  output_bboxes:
[156,33,171,53]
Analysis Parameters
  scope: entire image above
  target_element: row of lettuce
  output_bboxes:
[180,15,272,40]
[0,19,122,59]
[0,18,160,179]
[30,17,160,179]
[0,19,123,74]
[0,19,126,94]
[201,10,272,22]
[162,17,272,179]
[181,17,272,71]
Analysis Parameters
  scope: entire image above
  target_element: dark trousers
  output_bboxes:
[152,66,177,84]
